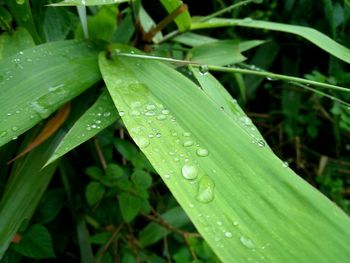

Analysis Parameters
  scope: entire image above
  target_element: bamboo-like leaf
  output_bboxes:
[159,0,191,32]
[191,18,350,64]
[0,138,59,259]
[0,40,103,147]
[0,27,35,61]
[100,46,350,263]
[49,0,128,6]
[47,90,119,165]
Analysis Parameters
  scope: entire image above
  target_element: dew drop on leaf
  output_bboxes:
[183,140,194,147]
[196,175,215,203]
[257,140,265,148]
[181,164,198,180]
[196,148,209,157]
[199,65,209,75]
[134,136,150,149]
[240,236,255,249]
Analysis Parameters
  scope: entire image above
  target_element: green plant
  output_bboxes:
[0,0,350,262]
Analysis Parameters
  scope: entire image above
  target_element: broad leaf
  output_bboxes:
[99,47,350,263]
[0,40,102,147]
[191,18,350,64]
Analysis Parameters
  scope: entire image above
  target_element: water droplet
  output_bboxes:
[224,232,233,238]
[148,133,154,138]
[161,109,170,115]
[243,17,253,23]
[119,111,125,117]
[0,131,7,137]
[12,126,18,131]
[103,112,111,117]
[130,50,135,54]
[196,175,215,203]
[183,140,193,147]
[164,174,171,179]
[257,140,265,147]
[131,101,142,108]
[7,113,11,116]
[266,76,277,81]
[217,221,222,226]
[233,221,239,226]
[145,111,155,116]
[199,65,209,75]
[282,161,289,168]
[181,164,198,180]
[146,104,156,110]
[156,133,161,138]
[134,136,150,149]
[156,114,167,120]
[130,110,140,116]
[196,148,209,157]
[240,116,252,126]
[12,135,18,140]
[220,106,225,111]
[240,236,255,249]
[16,0,25,5]
[183,132,191,137]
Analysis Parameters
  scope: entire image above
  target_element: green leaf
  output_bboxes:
[139,206,190,247]
[50,0,128,6]
[0,40,103,148]
[118,192,142,222]
[11,224,55,259]
[43,7,75,41]
[85,182,105,206]
[47,90,118,164]
[112,9,135,43]
[35,188,65,224]
[189,40,245,66]
[75,5,117,41]
[89,232,113,244]
[139,6,163,43]
[0,137,58,259]
[131,170,152,189]
[173,32,217,47]
[191,18,350,64]
[105,163,124,179]
[0,5,12,31]
[100,47,350,263]
[159,0,191,32]
[0,27,35,61]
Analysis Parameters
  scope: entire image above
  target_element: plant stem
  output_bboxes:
[198,0,253,22]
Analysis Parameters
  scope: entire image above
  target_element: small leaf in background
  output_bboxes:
[105,163,124,179]
[11,224,55,259]
[131,170,152,189]
[0,5,12,31]
[118,192,142,223]
[89,232,113,245]
[0,28,35,61]
[35,188,65,224]
[85,166,104,180]
[85,182,105,206]
[43,7,76,41]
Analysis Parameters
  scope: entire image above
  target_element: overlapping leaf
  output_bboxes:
[99,46,350,263]
[0,40,102,147]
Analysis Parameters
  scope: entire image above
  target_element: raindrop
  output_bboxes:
[148,133,154,138]
[282,161,289,168]
[257,140,265,147]
[134,136,150,149]
[156,114,167,120]
[12,135,18,140]
[146,104,156,110]
[103,112,111,117]
[243,17,253,23]
[220,106,225,111]
[164,174,171,179]
[172,132,178,137]
[181,164,198,180]
[16,0,25,5]
[119,111,125,117]
[183,140,194,147]
[196,148,209,157]
[130,110,141,116]
[183,132,191,137]
[240,116,252,126]
[266,76,277,81]
[199,65,209,75]
[0,131,7,137]
[224,232,233,238]
[12,126,18,131]
[145,111,155,116]
[196,175,215,203]
[240,236,255,249]
[161,109,170,115]
[156,133,161,138]
[131,101,142,108]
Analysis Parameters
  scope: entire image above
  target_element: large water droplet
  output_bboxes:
[282,161,289,168]
[196,148,209,157]
[240,236,255,249]
[181,164,198,180]
[134,136,150,149]
[119,111,125,117]
[224,231,233,238]
[199,65,209,75]
[196,175,215,203]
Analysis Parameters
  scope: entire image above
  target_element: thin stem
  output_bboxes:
[291,82,350,107]
[112,53,350,93]
[198,0,253,22]
[94,137,107,169]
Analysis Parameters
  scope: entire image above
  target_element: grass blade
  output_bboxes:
[47,90,119,165]
[0,40,102,147]
[49,0,128,6]
[159,0,191,32]
[100,46,350,263]
[191,18,350,64]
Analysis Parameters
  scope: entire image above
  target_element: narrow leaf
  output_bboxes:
[0,40,102,147]
[159,0,191,32]
[191,18,350,64]
[100,47,350,263]
[49,0,128,6]
[47,90,118,165]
